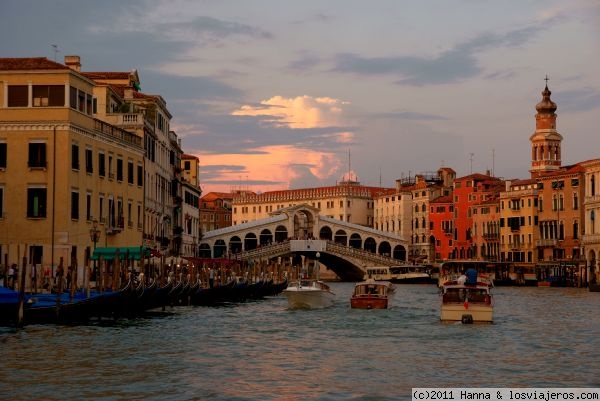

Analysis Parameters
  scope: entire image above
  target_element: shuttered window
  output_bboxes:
[8,85,28,107]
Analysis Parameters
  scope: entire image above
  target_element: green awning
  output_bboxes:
[91,246,149,261]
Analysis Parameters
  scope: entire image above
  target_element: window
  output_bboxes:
[0,143,6,168]
[28,143,47,168]
[7,85,28,107]
[71,191,79,220]
[85,148,93,173]
[184,161,191,170]
[71,143,79,170]
[70,87,78,109]
[27,187,47,218]
[117,159,123,181]
[0,187,3,217]
[137,165,143,186]
[127,161,134,184]
[98,153,105,177]
[86,192,92,221]
[32,85,64,107]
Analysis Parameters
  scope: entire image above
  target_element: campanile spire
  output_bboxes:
[530,76,563,177]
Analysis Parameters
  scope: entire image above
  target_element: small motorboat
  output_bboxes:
[282,279,335,309]
[350,278,393,309]
[440,268,493,323]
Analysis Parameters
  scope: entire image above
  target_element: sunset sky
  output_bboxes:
[2,1,599,194]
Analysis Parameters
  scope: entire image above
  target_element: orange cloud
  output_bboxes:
[231,95,348,129]
[199,144,341,193]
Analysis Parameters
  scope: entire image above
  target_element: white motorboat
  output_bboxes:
[440,269,493,323]
[283,279,335,309]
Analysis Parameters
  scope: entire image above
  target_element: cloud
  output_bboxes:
[156,16,273,44]
[231,95,349,129]
[198,145,343,191]
[331,24,549,85]
[555,88,600,113]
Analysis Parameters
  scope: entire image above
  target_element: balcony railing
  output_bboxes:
[536,239,557,247]
[582,233,600,245]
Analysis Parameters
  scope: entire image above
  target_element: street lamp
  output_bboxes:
[90,219,101,285]
[315,252,320,281]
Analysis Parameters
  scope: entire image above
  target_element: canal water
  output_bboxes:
[1,283,599,401]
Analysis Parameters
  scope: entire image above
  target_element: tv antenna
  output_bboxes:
[469,153,475,174]
[51,44,60,62]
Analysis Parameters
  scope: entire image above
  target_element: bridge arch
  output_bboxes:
[319,226,333,240]
[378,241,391,257]
[260,229,273,246]
[364,237,376,253]
[349,233,362,249]
[275,225,288,242]
[229,236,242,254]
[214,239,227,257]
[334,229,348,245]
[293,209,316,238]
[393,245,406,260]
[199,243,211,258]
[244,233,258,250]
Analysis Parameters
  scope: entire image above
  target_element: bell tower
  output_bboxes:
[530,77,563,177]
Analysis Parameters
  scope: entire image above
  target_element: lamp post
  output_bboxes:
[315,251,320,281]
[89,219,101,286]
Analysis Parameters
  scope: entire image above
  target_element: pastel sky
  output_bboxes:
[2,1,599,194]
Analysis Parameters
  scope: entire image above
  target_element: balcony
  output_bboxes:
[483,233,499,241]
[585,195,600,204]
[536,239,557,247]
[582,234,600,245]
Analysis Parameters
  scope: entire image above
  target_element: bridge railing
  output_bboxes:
[232,239,402,267]
[324,241,400,266]
[234,241,292,261]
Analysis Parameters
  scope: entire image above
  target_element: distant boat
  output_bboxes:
[350,278,393,309]
[364,265,431,284]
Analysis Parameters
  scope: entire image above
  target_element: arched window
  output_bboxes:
[421,203,426,212]
[592,175,596,197]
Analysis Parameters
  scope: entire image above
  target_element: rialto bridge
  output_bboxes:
[198,204,409,280]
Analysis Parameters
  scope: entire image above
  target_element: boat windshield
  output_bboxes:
[442,287,490,303]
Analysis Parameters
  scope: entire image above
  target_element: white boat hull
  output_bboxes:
[440,303,493,323]
[283,281,334,309]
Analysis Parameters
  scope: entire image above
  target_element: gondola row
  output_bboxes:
[0,277,288,326]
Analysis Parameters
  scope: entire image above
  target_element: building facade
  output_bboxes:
[581,158,600,283]
[0,57,144,278]
[232,180,390,231]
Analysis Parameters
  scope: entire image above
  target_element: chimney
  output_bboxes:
[64,55,81,72]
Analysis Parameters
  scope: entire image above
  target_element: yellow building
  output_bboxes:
[232,179,389,231]
[0,57,144,280]
[499,179,540,267]
[581,158,600,283]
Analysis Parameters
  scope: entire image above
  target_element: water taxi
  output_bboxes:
[350,278,393,309]
[282,279,335,309]
[440,271,493,323]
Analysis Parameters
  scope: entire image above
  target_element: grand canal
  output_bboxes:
[1,283,599,401]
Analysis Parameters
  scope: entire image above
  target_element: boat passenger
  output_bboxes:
[457,272,467,285]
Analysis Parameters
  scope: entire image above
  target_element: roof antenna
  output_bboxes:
[469,152,475,174]
[51,44,59,62]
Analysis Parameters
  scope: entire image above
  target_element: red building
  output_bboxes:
[429,195,454,260]
[451,174,504,259]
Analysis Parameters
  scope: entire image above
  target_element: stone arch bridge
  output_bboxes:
[198,204,409,281]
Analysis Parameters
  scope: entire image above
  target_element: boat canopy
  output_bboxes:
[91,246,150,261]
